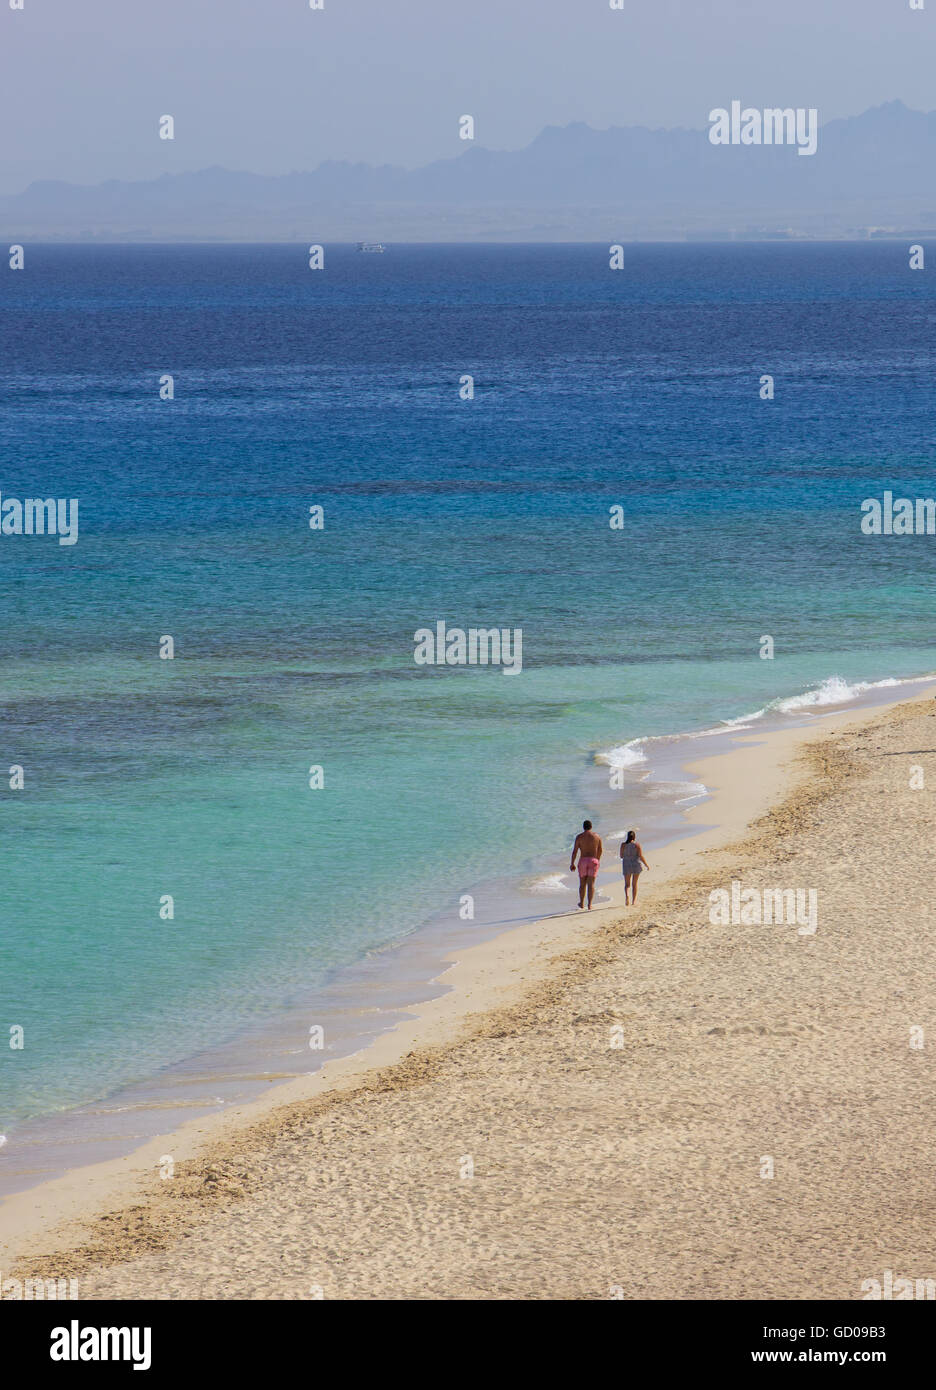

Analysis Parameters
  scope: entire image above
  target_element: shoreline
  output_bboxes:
[4,671,928,1210]
[5,683,935,1288]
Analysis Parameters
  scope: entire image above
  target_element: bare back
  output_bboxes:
[574,830,602,859]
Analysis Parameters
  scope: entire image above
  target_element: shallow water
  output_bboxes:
[2,243,935,1183]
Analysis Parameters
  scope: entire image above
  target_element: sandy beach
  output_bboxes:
[5,687,936,1300]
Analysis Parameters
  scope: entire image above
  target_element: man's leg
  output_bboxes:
[577,872,586,909]
[586,873,596,908]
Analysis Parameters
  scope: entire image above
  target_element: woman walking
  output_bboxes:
[619,830,649,905]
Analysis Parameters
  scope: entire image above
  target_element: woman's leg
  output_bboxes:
[624,873,633,904]
[632,872,640,903]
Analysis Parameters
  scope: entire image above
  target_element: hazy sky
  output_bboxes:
[1,0,933,193]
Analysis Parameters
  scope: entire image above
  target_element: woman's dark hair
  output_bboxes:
[624,830,636,843]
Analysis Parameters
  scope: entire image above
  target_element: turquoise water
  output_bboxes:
[2,243,936,1139]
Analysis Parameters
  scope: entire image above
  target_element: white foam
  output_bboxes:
[672,781,709,804]
[720,673,933,729]
[596,673,936,778]
[641,778,707,801]
[774,674,898,713]
[525,873,569,895]
[595,739,647,769]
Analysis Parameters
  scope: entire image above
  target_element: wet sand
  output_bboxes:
[5,689,936,1299]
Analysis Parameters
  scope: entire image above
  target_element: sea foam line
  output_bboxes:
[595,672,936,770]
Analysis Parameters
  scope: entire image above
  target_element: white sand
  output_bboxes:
[4,689,936,1299]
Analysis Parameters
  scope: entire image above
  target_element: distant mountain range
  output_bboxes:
[3,102,936,241]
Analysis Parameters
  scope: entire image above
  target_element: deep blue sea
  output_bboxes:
[2,243,936,1157]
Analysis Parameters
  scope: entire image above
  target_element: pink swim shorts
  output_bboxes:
[578,856,600,879]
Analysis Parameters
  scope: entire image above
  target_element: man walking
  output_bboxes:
[570,819,602,910]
